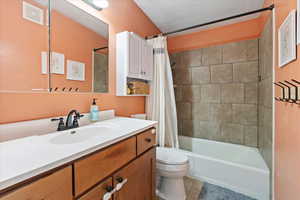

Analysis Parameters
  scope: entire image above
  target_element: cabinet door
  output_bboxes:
[144,44,153,81]
[1,166,73,200]
[128,34,141,79]
[113,148,156,200]
[140,42,153,81]
[136,148,156,200]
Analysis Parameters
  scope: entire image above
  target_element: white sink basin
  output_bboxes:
[49,125,118,144]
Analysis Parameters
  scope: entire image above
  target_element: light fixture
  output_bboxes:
[92,0,109,9]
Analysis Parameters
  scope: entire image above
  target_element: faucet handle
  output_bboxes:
[51,118,66,131]
[75,112,84,118]
[73,114,81,126]
[72,113,84,128]
[51,117,64,122]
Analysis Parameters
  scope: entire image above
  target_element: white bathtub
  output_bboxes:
[178,136,269,200]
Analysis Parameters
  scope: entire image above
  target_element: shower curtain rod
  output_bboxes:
[146,4,274,39]
[93,47,108,52]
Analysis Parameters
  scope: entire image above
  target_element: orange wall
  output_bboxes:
[0,0,160,124]
[259,0,274,31]
[168,18,262,53]
[167,1,276,53]
[51,10,108,92]
[0,0,48,91]
[273,0,300,200]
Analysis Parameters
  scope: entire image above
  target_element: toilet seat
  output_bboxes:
[156,147,188,165]
[157,161,188,172]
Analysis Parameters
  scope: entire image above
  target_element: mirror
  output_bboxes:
[49,0,109,93]
[0,0,50,92]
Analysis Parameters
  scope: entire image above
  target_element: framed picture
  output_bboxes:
[22,1,44,25]
[67,60,85,81]
[51,52,65,74]
[279,10,296,67]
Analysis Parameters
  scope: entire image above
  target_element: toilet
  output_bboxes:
[156,147,189,200]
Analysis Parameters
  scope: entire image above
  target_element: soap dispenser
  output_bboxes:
[90,98,99,122]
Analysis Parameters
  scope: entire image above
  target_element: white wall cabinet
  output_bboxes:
[116,31,154,96]
[128,33,141,79]
[141,42,154,81]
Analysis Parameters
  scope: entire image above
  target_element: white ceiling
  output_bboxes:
[33,0,109,38]
[134,0,265,36]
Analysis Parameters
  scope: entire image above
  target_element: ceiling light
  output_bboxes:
[93,0,109,9]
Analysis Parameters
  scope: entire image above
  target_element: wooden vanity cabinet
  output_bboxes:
[76,129,156,200]
[0,128,156,200]
[77,148,156,200]
[74,137,137,196]
[0,166,73,200]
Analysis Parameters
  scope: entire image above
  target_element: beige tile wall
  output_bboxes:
[171,38,259,147]
[258,16,273,172]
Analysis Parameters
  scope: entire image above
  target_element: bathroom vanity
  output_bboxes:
[0,118,157,200]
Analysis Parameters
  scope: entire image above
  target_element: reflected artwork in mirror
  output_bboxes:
[0,0,50,92]
[49,0,109,93]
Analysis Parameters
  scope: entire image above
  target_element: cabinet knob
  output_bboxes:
[145,138,152,143]
[105,185,114,192]
[116,177,124,183]
[103,186,114,200]
[115,178,128,191]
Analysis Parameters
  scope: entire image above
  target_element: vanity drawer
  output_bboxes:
[77,178,113,200]
[74,137,137,196]
[1,166,72,200]
[137,129,156,155]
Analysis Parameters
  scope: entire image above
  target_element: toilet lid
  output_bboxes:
[156,147,188,165]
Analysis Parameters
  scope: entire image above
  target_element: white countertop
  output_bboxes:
[0,117,157,190]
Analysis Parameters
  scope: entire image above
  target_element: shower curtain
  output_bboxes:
[146,36,179,148]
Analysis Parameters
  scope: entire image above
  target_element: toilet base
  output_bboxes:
[157,176,186,200]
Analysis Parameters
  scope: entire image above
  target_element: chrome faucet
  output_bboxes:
[51,110,84,131]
